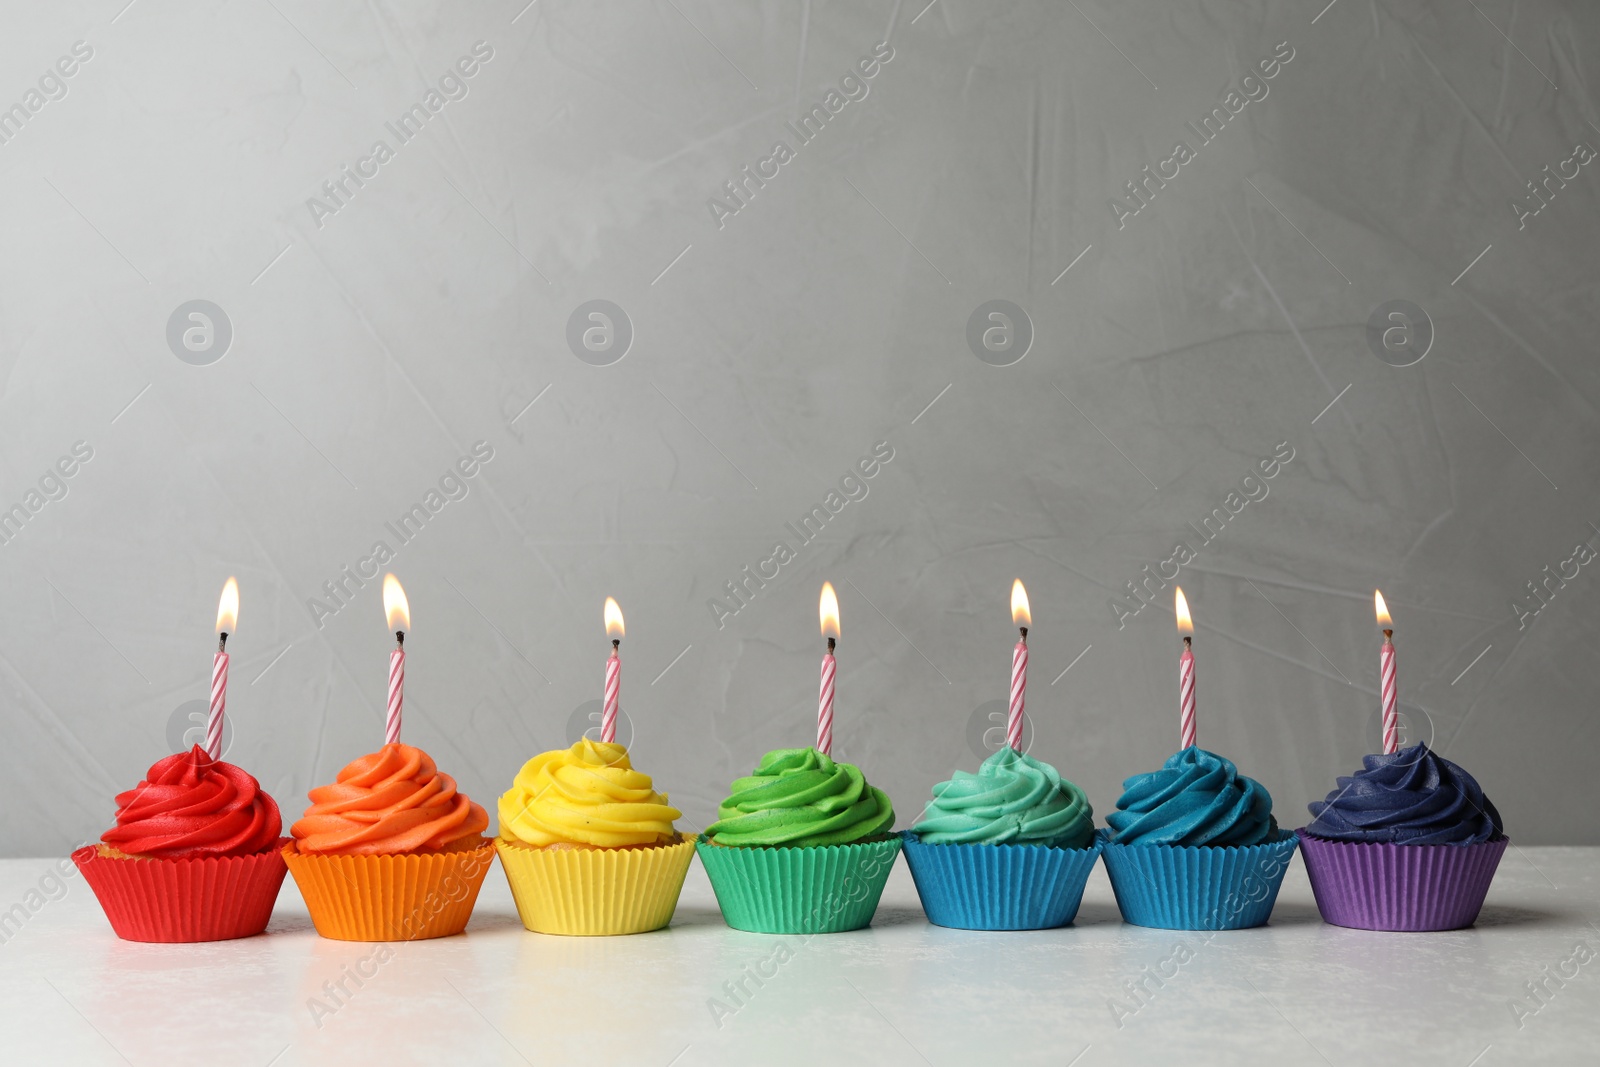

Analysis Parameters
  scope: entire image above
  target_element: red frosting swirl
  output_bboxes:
[291,744,488,855]
[101,745,282,859]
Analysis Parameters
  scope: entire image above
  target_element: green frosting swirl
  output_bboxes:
[704,748,895,847]
[913,748,1094,848]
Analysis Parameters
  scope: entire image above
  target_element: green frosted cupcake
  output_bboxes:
[696,747,900,933]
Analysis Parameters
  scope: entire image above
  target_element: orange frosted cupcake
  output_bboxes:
[282,743,493,941]
[74,745,290,942]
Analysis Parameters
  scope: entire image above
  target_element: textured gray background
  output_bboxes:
[2,0,1596,854]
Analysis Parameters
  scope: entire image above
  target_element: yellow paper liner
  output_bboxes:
[281,838,495,942]
[495,834,697,936]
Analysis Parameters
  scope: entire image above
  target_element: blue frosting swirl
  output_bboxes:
[1106,747,1276,847]
[1305,742,1502,845]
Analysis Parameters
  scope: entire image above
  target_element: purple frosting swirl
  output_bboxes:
[1306,742,1502,845]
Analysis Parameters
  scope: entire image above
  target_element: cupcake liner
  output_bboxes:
[496,834,697,936]
[1296,830,1508,931]
[72,840,290,943]
[695,835,902,934]
[281,838,495,942]
[1099,828,1299,931]
[901,831,1104,930]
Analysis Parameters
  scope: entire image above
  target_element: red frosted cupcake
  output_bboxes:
[74,745,290,942]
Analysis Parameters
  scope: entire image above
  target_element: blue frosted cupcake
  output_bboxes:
[1100,747,1297,930]
[1298,742,1506,931]
[902,747,1101,930]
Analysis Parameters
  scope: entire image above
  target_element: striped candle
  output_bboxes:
[1375,590,1398,755]
[1007,638,1027,751]
[1179,640,1196,750]
[602,647,620,743]
[1380,635,1398,754]
[386,645,404,745]
[818,582,839,756]
[818,650,835,755]
[208,578,237,760]
[207,646,228,759]
[1008,580,1031,752]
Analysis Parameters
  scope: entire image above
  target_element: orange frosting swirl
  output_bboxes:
[291,744,488,855]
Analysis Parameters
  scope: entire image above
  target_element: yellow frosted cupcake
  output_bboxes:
[495,739,696,935]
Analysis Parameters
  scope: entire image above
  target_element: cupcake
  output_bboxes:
[1298,742,1507,931]
[282,743,493,941]
[696,747,900,934]
[495,739,696,935]
[1100,746,1298,930]
[903,747,1102,930]
[74,745,289,942]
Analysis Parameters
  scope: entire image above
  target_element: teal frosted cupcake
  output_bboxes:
[903,747,1102,930]
[695,748,900,934]
[1100,747,1297,930]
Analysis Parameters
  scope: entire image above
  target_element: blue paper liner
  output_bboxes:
[901,831,1104,930]
[1098,828,1299,930]
[695,836,902,934]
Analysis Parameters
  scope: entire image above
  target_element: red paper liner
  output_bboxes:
[1296,830,1508,931]
[72,840,290,943]
[281,838,495,941]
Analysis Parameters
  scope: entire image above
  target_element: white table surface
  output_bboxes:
[2,846,1596,1066]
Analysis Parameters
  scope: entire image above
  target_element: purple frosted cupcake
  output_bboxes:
[1298,742,1507,931]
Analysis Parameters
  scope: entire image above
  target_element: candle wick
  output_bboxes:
[217,632,228,653]
[395,630,405,649]
[1018,627,1027,644]
[612,639,620,652]
[1183,635,1191,649]
[826,636,835,654]
[1383,630,1393,643]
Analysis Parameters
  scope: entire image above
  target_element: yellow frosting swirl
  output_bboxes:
[498,740,681,847]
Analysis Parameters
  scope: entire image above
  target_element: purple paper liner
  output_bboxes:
[901,831,1103,930]
[1295,830,1507,932]
[1098,828,1298,930]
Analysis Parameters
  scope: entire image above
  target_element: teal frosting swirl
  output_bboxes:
[1106,747,1276,847]
[912,748,1094,848]
[704,748,895,847]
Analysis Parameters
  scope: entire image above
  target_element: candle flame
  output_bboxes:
[383,574,410,632]
[1010,579,1031,628]
[1374,589,1392,628]
[215,577,239,634]
[819,582,840,640]
[604,596,625,639]
[1174,587,1194,635]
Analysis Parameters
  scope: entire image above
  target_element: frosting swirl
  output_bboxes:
[704,748,894,847]
[1107,747,1276,847]
[101,745,282,859]
[291,744,488,855]
[913,748,1094,848]
[1306,742,1502,844]
[498,740,681,848]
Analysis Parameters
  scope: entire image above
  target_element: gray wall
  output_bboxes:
[3,0,1596,853]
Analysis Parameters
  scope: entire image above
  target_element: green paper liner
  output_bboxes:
[73,841,290,943]
[281,838,495,942]
[695,835,902,934]
[496,835,697,936]
[1099,828,1299,930]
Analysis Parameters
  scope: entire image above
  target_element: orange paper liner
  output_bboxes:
[495,834,697,936]
[281,838,495,942]
[72,840,290,943]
